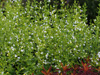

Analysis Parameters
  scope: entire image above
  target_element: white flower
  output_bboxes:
[53,59,55,61]
[80,9,83,12]
[2,28,4,30]
[16,57,20,61]
[18,57,20,59]
[44,31,46,33]
[96,62,98,65]
[1,72,4,75]
[78,57,80,59]
[21,49,24,52]
[41,52,43,54]
[29,36,31,39]
[31,47,33,49]
[10,37,12,40]
[83,44,85,46]
[76,45,78,48]
[58,51,60,53]
[72,35,75,39]
[94,19,96,22]
[9,20,11,22]
[48,0,51,2]
[59,60,61,62]
[15,55,17,57]
[1,52,2,54]
[11,46,14,51]
[30,42,32,44]
[8,41,11,44]
[73,48,76,50]
[58,70,61,73]
[46,53,48,59]
[51,36,53,39]
[98,52,100,58]
[77,28,81,31]
[55,65,57,67]
[65,20,67,23]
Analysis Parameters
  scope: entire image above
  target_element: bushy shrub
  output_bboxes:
[1,0,100,24]
[0,0,100,75]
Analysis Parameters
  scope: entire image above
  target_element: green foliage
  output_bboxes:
[67,0,100,24]
[0,0,100,75]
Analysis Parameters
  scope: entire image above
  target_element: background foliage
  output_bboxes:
[21,0,100,24]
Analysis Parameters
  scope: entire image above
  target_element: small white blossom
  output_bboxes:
[74,48,76,50]
[48,0,51,2]
[9,20,11,22]
[21,49,24,52]
[2,28,4,30]
[83,44,85,46]
[94,19,96,22]
[31,47,33,49]
[10,37,12,40]
[98,52,100,58]
[1,72,4,75]
[11,46,14,51]
[8,41,11,44]
[65,20,67,23]
[15,55,17,57]
[55,65,57,67]
[46,53,48,59]
[59,60,61,62]
[41,52,43,54]
[76,45,78,48]
[16,57,20,61]
[53,59,55,61]
[80,10,83,12]
[58,70,61,73]
[78,57,80,59]
[51,36,53,39]
[96,62,98,65]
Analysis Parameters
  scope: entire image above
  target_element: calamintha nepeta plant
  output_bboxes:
[0,0,100,75]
